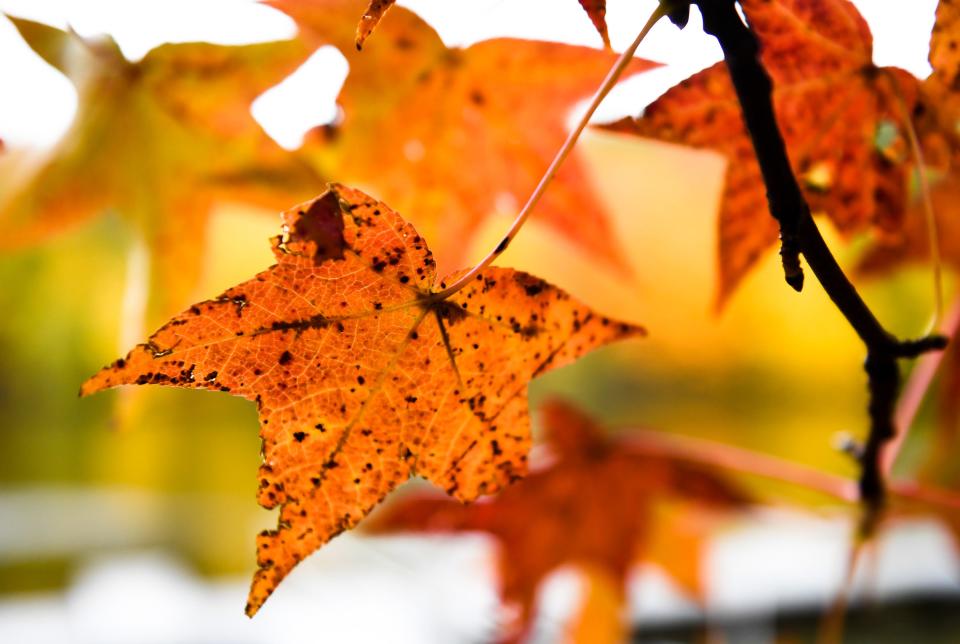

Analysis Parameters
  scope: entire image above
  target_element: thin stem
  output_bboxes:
[884,294,960,475]
[618,426,960,518]
[620,429,858,502]
[891,479,960,512]
[882,69,943,329]
[430,3,668,300]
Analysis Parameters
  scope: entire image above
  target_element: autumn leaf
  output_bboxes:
[602,0,919,308]
[0,16,323,322]
[369,399,747,642]
[567,565,625,644]
[272,0,657,276]
[856,180,960,276]
[80,184,644,615]
[928,0,960,130]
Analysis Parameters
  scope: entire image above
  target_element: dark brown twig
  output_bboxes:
[686,0,946,510]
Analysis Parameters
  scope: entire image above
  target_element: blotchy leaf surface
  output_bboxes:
[604,0,917,308]
[1,17,323,322]
[273,0,657,276]
[370,400,746,642]
[81,185,643,615]
[931,0,960,92]
[858,0,960,276]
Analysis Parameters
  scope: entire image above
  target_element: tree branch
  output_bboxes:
[690,0,946,509]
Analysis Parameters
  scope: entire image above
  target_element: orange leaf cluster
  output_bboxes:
[81,185,644,615]
[604,0,922,308]
[370,400,748,643]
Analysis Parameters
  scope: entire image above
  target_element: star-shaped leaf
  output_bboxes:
[272,0,657,276]
[1,17,324,322]
[369,400,747,642]
[80,184,644,615]
[602,0,919,308]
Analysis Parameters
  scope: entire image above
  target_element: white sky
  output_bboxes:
[0,0,940,149]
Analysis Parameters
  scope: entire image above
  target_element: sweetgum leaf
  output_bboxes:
[272,0,658,276]
[81,185,644,615]
[603,0,919,308]
[370,400,747,642]
[0,16,323,322]
[856,0,960,275]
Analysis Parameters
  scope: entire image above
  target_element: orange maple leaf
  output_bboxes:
[0,17,323,322]
[369,400,747,643]
[80,184,644,615]
[602,0,919,308]
[271,0,657,276]
[929,0,960,125]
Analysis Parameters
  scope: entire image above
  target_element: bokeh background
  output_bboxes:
[1,1,958,642]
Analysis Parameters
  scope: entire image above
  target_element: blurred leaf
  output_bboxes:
[271,0,657,276]
[369,399,748,642]
[0,16,324,324]
[602,0,920,308]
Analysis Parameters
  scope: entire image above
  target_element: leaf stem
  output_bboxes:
[691,0,947,509]
[430,3,668,300]
[619,428,858,502]
[882,68,943,330]
[617,426,960,519]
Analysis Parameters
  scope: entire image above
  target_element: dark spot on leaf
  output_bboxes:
[285,191,346,263]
